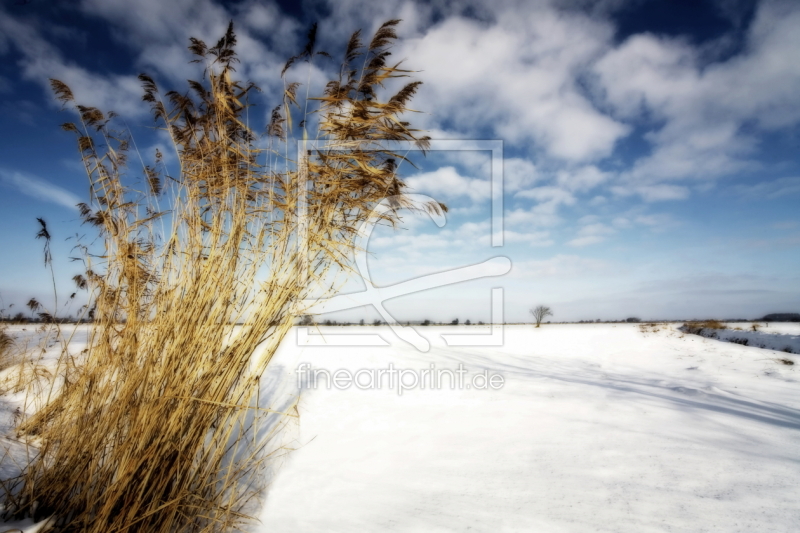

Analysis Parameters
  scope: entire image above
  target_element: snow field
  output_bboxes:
[256,324,800,532]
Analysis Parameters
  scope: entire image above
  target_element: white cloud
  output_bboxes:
[504,158,540,192]
[2,0,800,225]
[611,183,690,202]
[513,183,578,229]
[370,231,451,250]
[516,185,575,204]
[397,4,629,161]
[78,0,296,97]
[504,166,608,232]
[370,216,553,251]
[369,219,488,250]
[611,216,630,228]
[589,196,607,205]
[0,169,81,210]
[505,207,560,229]
[634,213,675,228]
[503,230,554,246]
[236,0,302,44]
[555,165,611,192]
[567,222,615,247]
[0,0,296,123]
[428,149,490,175]
[311,0,435,46]
[405,166,490,202]
[79,0,231,53]
[0,13,145,117]
[592,0,800,191]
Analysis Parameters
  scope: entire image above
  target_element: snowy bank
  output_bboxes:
[680,323,800,356]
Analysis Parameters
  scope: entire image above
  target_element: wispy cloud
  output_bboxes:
[567,222,616,247]
[735,176,800,199]
[0,168,81,210]
[772,220,799,230]
[510,254,610,279]
[611,183,690,202]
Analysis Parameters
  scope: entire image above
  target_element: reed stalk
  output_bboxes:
[1,19,439,532]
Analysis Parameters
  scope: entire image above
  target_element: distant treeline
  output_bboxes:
[761,313,800,322]
[0,315,90,324]
[298,313,800,326]
[5,313,797,326]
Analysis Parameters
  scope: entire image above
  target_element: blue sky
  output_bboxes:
[0,0,798,323]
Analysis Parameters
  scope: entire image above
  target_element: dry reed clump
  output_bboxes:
[0,328,13,371]
[682,320,727,335]
[1,20,439,532]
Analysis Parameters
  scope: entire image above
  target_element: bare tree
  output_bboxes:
[530,305,552,327]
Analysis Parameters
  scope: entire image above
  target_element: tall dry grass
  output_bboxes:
[1,20,437,532]
[0,329,13,370]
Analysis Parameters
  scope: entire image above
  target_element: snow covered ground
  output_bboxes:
[256,323,800,532]
[1,323,799,532]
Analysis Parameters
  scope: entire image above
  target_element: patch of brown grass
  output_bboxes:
[638,322,663,334]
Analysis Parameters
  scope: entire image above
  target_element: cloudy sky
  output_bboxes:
[0,0,798,323]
